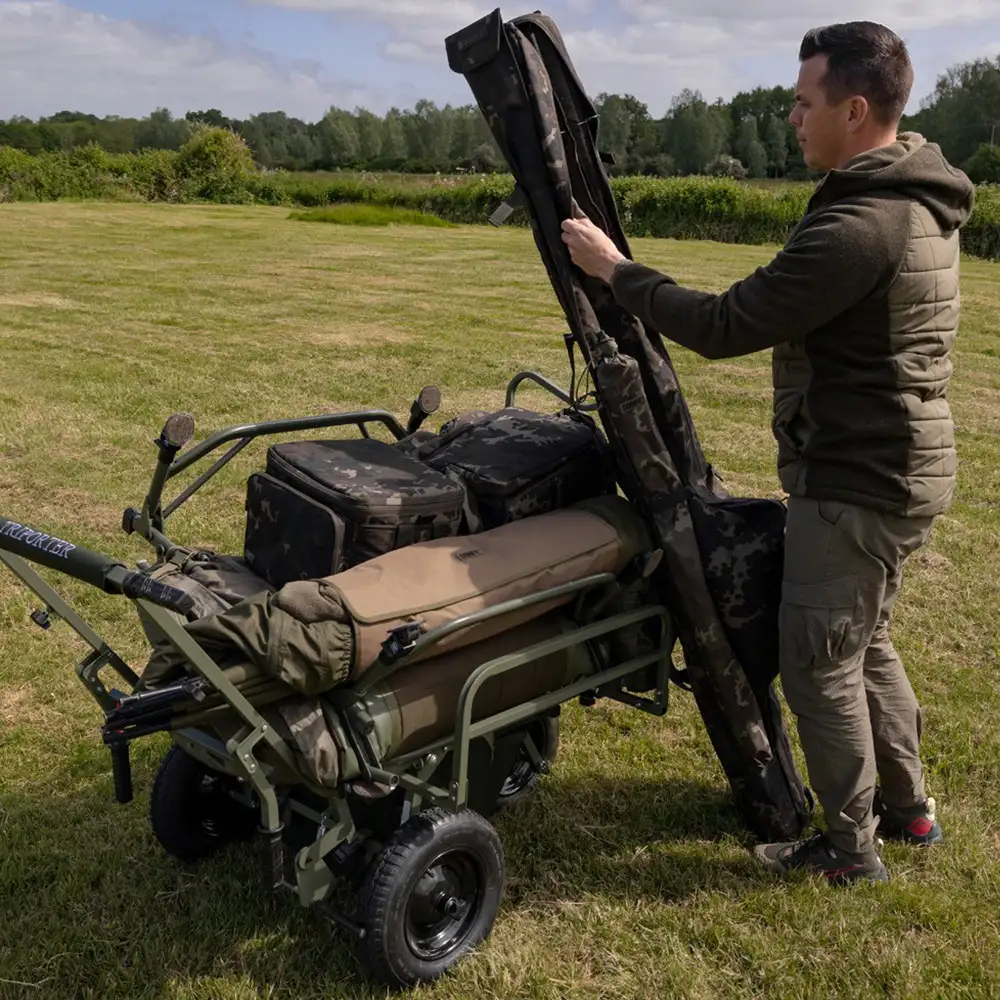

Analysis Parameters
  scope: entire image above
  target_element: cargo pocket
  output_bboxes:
[779,575,866,669]
[816,499,849,528]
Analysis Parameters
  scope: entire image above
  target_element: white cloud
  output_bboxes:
[254,0,478,15]
[3,0,999,124]
[620,0,999,30]
[0,0,389,120]
[248,0,1000,117]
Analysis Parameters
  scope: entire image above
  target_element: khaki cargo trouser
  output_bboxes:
[779,497,935,855]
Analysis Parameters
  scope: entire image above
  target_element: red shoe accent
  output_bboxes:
[822,865,866,879]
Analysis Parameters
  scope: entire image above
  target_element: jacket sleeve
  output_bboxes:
[608,203,894,359]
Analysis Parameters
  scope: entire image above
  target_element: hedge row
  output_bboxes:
[3,135,1000,260]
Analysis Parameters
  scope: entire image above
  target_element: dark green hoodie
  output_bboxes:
[609,132,976,517]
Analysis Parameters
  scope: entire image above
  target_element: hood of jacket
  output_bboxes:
[809,131,975,232]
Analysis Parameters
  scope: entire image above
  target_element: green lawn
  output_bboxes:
[0,202,998,1000]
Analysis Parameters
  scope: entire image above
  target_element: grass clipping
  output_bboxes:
[288,202,456,228]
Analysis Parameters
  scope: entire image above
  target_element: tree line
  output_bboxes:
[2,53,999,181]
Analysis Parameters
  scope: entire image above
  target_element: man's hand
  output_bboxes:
[561,215,628,283]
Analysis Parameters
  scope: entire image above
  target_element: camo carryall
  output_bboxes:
[410,406,618,530]
[445,8,812,841]
[244,437,466,587]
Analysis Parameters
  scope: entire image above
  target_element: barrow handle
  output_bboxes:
[0,515,194,615]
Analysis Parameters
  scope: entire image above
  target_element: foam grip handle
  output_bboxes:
[258,826,286,895]
[119,571,196,615]
[109,743,134,803]
[0,515,120,590]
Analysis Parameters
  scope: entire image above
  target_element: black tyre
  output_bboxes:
[359,807,504,988]
[495,714,559,811]
[149,745,257,862]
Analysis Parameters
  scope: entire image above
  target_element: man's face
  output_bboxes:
[789,54,852,171]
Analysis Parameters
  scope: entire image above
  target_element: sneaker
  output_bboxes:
[754,831,889,885]
[875,794,943,846]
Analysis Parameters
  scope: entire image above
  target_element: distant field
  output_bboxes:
[0,202,998,1000]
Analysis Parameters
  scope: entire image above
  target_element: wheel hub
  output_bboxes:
[404,851,482,961]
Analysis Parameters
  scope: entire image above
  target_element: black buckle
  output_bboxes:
[380,621,424,664]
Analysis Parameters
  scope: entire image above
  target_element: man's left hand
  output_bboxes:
[561,215,628,283]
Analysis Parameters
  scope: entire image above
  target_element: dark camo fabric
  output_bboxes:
[244,472,346,587]
[413,407,617,530]
[264,437,466,565]
[446,9,811,840]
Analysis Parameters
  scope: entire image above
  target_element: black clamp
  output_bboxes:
[380,621,424,664]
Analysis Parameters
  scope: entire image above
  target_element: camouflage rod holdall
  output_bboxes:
[445,8,812,841]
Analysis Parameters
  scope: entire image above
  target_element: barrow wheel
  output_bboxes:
[495,714,559,812]
[149,745,257,863]
[358,807,504,989]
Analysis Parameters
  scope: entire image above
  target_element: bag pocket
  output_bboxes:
[244,473,346,588]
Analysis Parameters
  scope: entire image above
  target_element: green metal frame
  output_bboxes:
[382,602,671,810]
[125,368,563,553]
[0,550,139,710]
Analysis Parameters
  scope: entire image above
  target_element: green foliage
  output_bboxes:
[958,183,1000,259]
[4,142,1000,260]
[288,203,456,226]
[174,125,255,202]
[735,116,768,179]
[706,154,748,181]
[906,57,1000,166]
[964,143,1000,184]
[2,46,998,181]
[613,175,806,243]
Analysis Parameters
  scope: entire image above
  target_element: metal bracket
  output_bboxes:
[78,646,141,712]
[227,723,283,832]
[294,796,358,907]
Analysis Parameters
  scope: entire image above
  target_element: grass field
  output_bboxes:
[1,202,999,1000]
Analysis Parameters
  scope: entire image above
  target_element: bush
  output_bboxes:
[706,154,748,180]
[964,144,1000,185]
[174,125,256,202]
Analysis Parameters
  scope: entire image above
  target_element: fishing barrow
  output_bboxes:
[0,374,677,989]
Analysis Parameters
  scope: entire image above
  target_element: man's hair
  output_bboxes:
[799,21,913,125]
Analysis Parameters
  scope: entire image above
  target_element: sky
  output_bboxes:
[2,0,1000,123]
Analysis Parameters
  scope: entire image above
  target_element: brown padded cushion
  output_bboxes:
[329,507,630,673]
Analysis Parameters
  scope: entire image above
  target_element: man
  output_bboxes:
[562,21,975,884]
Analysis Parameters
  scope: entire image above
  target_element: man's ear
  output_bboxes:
[845,95,870,133]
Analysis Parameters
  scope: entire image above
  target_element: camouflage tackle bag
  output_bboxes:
[445,8,812,841]
[244,437,466,587]
[409,406,617,531]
